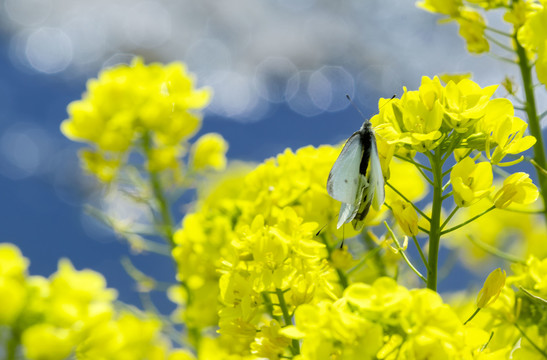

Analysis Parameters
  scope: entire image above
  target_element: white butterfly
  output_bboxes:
[327,120,385,230]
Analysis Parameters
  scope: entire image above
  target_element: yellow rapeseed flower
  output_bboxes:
[493,172,539,209]
[61,57,211,181]
[504,0,542,26]
[0,243,29,278]
[477,268,506,308]
[190,132,229,172]
[250,320,292,359]
[457,9,490,54]
[416,0,462,16]
[518,4,547,86]
[484,111,536,166]
[450,157,493,207]
[390,199,419,236]
[47,259,116,327]
[22,324,74,360]
[442,79,497,133]
[439,72,472,84]
[373,78,444,152]
[0,276,26,325]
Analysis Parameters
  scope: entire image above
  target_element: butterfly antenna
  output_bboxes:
[379,94,397,110]
[346,94,397,121]
[345,94,368,120]
[315,223,328,237]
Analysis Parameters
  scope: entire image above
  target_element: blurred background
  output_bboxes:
[0,0,544,309]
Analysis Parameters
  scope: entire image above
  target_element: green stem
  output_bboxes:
[515,323,547,359]
[488,52,519,65]
[418,226,430,235]
[149,171,175,246]
[484,33,515,53]
[468,235,525,264]
[440,206,495,235]
[346,247,381,275]
[464,308,481,325]
[141,133,198,350]
[440,206,459,231]
[384,222,426,283]
[361,232,387,277]
[276,288,300,355]
[515,34,547,224]
[415,164,435,186]
[520,287,547,305]
[484,24,512,38]
[142,133,176,248]
[412,235,430,272]
[385,181,431,222]
[394,154,432,171]
[6,330,19,360]
[262,293,282,323]
[426,150,443,291]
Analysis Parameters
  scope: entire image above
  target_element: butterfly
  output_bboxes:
[327,119,385,230]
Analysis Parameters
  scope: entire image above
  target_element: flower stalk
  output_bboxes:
[426,150,444,291]
[276,288,300,356]
[515,34,547,224]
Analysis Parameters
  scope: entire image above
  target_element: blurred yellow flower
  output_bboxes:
[330,246,356,270]
[0,243,28,325]
[190,132,229,172]
[147,146,182,173]
[0,243,29,278]
[251,320,292,359]
[168,349,197,360]
[457,10,490,54]
[518,4,547,86]
[477,268,506,308]
[47,259,117,327]
[439,72,472,84]
[22,324,74,360]
[416,0,462,16]
[0,276,26,325]
[504,0,541,26]
[61,57,211,181]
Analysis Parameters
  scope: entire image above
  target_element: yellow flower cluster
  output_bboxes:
[417,0,547,88]
[172,146,343,356]
[417,0,495,53]
[467,256,547,359]
[170,143,426,357]
[517,2,547,86]
[372,76,537,209]
[508,256,547,360]
[61,58,225,182]
[283,277,498,359]
[0,243,187,360]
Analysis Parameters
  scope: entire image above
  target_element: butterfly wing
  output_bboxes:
[327,132,364,204]
[336,177,367,228]
[370,134,385,210]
